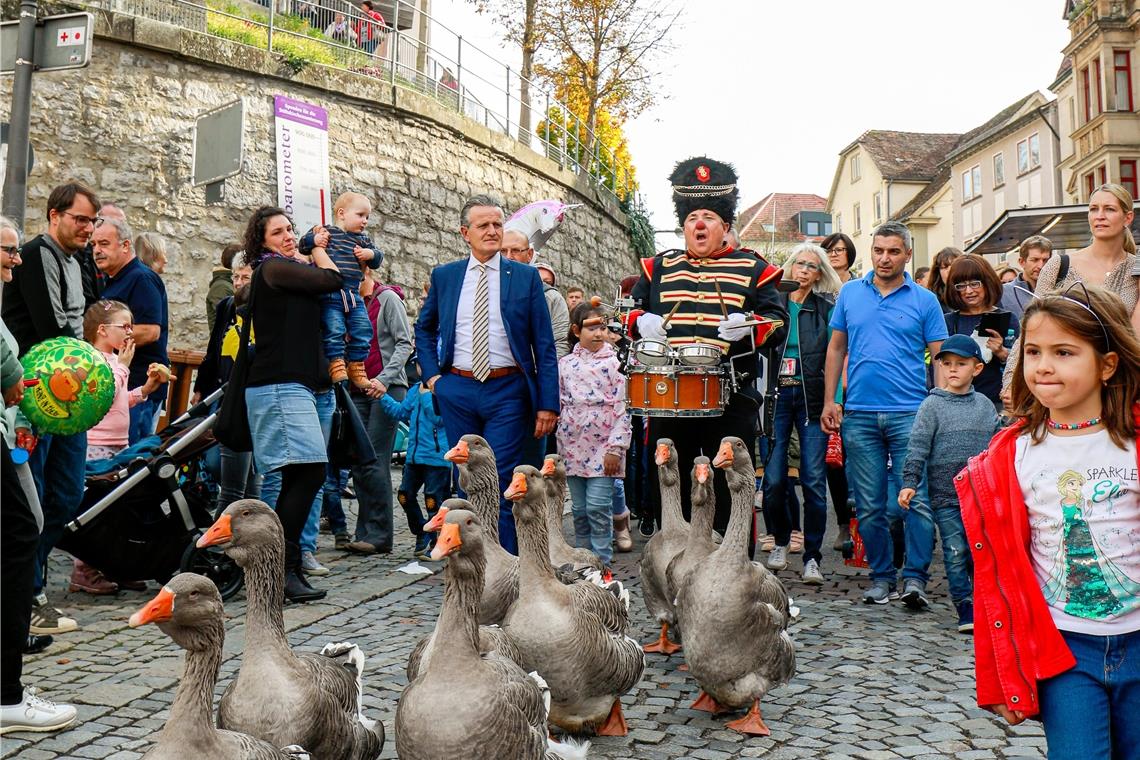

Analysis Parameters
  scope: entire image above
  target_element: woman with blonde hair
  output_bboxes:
[134,232,168,275]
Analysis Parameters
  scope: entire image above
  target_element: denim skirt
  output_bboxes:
[245,382,328,474]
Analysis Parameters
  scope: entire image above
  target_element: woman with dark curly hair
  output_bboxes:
[240,206,343,602]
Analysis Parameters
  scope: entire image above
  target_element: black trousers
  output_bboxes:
[2,440,39,705]
[647,393,759,553]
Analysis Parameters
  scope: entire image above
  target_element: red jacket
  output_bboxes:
[956,405,1140,716]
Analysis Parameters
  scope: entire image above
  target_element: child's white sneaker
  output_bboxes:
[0,688,78,735]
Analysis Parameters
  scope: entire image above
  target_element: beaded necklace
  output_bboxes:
[1046,417,1102,431]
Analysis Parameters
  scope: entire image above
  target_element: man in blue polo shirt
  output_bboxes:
[822,221,947,606]
[92,217,169,442]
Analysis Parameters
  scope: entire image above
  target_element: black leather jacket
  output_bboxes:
[776,290,834,421]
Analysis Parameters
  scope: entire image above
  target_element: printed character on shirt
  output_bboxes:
[298,192,383,385]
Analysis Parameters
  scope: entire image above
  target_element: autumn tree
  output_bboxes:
[466,0,548,146]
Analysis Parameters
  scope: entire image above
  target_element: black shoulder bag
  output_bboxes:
[214,274,257,452]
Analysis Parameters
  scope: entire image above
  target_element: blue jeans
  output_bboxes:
[321,467,348,535]
[842,411,934,585]
[215,444,261,517]
[763,384,829,564]
[128,395,161,445]
[567,475,614,565]
[398,463,452,536]
[261,389,334,554]
[320,289,372,362]
[612,478,627,517]
[28,431,87,595]
[1039,629,1140,760]
[932,503,972,604]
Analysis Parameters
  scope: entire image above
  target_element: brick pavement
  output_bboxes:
[2,473,1049,760]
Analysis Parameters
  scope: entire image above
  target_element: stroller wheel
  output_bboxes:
[180,541,244,601]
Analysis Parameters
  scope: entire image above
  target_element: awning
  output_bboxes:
[966,202,1140,256]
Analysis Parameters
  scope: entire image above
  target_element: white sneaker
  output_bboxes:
[766,546,788,571]
[0,689,78,735]
[301,551,329,576]
[802,559,824,585]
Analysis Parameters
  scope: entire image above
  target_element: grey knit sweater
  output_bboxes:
[901,387,1000,508]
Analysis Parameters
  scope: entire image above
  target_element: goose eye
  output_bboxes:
[189,591,198,598]
[466,518,473,526]
[242,510,251,516]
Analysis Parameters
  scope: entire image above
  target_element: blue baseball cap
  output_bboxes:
[936,334,984,362]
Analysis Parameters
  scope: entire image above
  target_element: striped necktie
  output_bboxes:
[471,264,490,381]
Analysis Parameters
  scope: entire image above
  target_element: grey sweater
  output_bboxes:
[901,387,1000,507]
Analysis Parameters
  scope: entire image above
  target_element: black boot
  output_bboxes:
[284,541,327,603]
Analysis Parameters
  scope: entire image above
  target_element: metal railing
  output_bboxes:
[79,0,633,201]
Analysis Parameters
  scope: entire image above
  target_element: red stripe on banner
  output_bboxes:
[320,189,326,225]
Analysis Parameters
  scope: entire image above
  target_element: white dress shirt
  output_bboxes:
[453,253,516,371]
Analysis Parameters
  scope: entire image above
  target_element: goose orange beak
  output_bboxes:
[504,472,528,501]
[430,522,462,560]
[129,586,175,628]
[655,444,671,466]
[196,513,232,548]
[712,441,734,469]
[444,440,469,464]
[695,462,711,483]
[540,458,556,476]
[424,506,450,533]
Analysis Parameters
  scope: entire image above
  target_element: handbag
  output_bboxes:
[327,381,377,468]
[214,276,257,452]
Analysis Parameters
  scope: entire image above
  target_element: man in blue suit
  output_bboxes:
[415,194,560,553]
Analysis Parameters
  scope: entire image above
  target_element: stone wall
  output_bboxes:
[0,12,632,351]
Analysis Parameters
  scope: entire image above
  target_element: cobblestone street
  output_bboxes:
[3,474,1050,760]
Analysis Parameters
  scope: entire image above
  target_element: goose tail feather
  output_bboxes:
[547,736,591,760]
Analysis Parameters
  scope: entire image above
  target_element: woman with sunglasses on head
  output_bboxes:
[943,255,1018,409]
[761,243,843,584]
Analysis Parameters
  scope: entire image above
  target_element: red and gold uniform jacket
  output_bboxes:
[628,247,787,379]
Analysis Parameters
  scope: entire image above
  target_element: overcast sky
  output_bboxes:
[434,1,1072,234]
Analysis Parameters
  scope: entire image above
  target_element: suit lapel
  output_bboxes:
[500,258,513,312]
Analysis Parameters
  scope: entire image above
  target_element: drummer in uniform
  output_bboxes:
[627,157,787,540]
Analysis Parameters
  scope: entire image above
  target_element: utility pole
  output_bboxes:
[2,0,37,229]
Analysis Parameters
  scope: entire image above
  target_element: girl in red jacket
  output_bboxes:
[957,284,1140,760]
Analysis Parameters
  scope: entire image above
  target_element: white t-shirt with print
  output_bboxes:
[1015,429,1140,635]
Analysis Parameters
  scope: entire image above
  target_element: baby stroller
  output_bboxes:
[58,387,244,599]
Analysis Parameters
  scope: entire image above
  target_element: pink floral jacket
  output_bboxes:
[555,342,630,478]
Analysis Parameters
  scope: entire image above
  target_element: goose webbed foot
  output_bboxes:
[724,700,770,736]
[690,690,729,714]
[641,623,682,655]
[595,698,628,736]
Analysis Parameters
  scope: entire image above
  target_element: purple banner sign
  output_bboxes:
[273,95,329,131]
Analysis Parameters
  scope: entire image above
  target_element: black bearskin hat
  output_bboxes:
[670,157,739,226]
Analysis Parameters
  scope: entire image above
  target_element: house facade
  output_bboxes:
[737,192,830,264]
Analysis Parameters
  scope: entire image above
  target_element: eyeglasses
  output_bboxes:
[0,245,18,255]
[953,280,984,291]
[58,210,101,227]
[105,323,133,331]
[827,247,848,255]
[793,261,821,271]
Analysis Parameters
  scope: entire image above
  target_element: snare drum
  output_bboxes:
[676,343,721,367]
[626,366,727,417]
[632,339,673,367]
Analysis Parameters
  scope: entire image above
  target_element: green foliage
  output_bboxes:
[204,2,367,74]
[536,103,636,200]
[621,193,654,259]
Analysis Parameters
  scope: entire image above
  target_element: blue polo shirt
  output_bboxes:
[102,257,169,390]
[830,271,947,413]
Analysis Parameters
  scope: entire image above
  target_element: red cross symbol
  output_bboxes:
[59,31,69,42]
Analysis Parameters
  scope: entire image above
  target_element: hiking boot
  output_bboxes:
[0,689,77,735]
[832,523,851,551]
[766,546,788,571]
[758,533,776,552]
[901,579,930,610]
[789,530,804,554]
[301,551,330,576]
[862,581,898,605]
[284,542,327,603]
[613,511,633,553]
[414,533,434,561]
[327,358,348,384]
[334,533,351,550]
[23,635,52,655]
[347,361,371,391]
[956,600,974,633]
[69,560,118,596]
[801,559,824,585]
[29,598,77,635]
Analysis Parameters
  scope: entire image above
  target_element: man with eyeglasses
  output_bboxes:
[501,226,570,360]
[1,181,102,639]
[821,221,947,608]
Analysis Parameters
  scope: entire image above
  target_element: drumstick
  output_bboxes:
[660,299,683,329]
[712,280,729,318]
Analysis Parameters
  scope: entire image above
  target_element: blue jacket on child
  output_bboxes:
[379,385,450,468]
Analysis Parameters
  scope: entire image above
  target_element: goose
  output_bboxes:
[127,573,310,760]
[540,454,604,576]
[675,437,796,735]
[666,456,716,614]
[196,501,384,759]
[639,439,687,654]
[439,435,520,624]
[500,465,643,736]
[396,508,589,760]
[406,498,525,681]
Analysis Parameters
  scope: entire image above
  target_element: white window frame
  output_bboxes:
[992,152,1005,188]
[835,213,842,233]
[853,203,862,233]
[1017,132,1041,175]
[851,154,862,182]
[873,191,882,223]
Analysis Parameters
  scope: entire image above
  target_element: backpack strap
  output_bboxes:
[1057,252,1070,282]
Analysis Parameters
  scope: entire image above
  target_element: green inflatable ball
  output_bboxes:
[19,337,116,436]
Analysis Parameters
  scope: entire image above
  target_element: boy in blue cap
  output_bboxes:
[898,334,1001,632]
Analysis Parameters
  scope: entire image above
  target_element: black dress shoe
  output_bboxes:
[24,634,53,654]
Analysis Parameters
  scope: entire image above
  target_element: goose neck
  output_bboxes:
[660,462,685,528]
[460,464,502,543]
[688,492,715,547]
[720,468,754,555]
[162,625,225,746]
[515,500,556,582]
[242,544,288,651]
[434,553,485,659]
